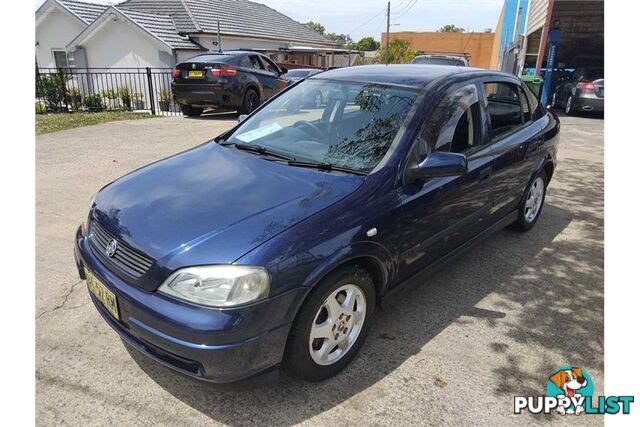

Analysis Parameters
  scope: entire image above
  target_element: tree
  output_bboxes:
[306,21,325,34]
[375,39,416,64]
[354,36,380,51]
[438,24,465,33]
[326,32,353,47]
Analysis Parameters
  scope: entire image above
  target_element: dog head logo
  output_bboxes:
[549,367,587,398]
[547,366,594,415]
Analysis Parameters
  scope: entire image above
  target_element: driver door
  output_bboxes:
[394,82,496,283]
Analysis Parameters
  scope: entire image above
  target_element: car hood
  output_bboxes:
[93,142,364,273]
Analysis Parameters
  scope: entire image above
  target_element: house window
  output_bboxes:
[52,50,70,69]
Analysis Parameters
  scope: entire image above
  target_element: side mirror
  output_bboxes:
[280,67,288,75]
[238,114,248,123]
[411,152,468,180]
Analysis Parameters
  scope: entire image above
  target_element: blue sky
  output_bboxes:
[35,0,504,42]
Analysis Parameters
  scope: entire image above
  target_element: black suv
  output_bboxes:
[172,51,289,116]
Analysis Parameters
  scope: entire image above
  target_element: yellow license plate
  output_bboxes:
[188,70,203,78]
[86,269,120,320]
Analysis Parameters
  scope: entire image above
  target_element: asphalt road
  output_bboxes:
[36,112,604,426]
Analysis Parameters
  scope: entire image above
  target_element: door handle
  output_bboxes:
[478,167,492,182]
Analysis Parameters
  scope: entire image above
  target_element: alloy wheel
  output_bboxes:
[524,176,545,223]
[247,91,259,113]
[308,284,367,366]
[565,95,572,115]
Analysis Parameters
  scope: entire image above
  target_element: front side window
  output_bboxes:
[483,82,524,139]
[261,56,280,74]
[421,84,482,154]
[249,55,263,70]
[226,79,418,173]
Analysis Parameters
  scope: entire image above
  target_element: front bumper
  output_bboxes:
[74,226,306,383]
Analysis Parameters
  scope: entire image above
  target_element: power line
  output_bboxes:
[346,6,387,38]
[393,0,419,19]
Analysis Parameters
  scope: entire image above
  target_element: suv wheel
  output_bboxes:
[180,105,204,117]
[565,95,574,115]
[510,170,548,232]
[284,264,375,381]
[240,89,260,114]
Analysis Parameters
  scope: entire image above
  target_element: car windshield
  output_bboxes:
[226,79,418,173]
[287,69,314,78]
[413,57,465,66]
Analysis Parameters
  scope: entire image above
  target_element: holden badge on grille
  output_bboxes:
[106,239,118,257]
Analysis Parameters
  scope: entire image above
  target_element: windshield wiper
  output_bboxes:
[220,141,296,161]
[287,160,367,176]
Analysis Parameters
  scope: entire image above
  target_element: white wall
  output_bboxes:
[82,18,174,68]
[36,5,86,68]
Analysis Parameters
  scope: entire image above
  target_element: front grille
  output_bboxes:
[89,222,153,278]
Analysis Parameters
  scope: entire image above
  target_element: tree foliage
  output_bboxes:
[438,24,465,33]
[375,39,416,64]
[353,36,380,51]
[306,21,326,34]
[326,32,353,47]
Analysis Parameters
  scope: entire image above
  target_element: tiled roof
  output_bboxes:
[57,0,107,24]
[117,8,203,49]
[119,0,336,46]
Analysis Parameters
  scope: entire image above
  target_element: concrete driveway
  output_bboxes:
[36,113,604,425]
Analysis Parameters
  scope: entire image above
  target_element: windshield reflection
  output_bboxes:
[227,79,418,173]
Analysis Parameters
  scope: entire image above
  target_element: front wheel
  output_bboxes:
[284,265,375,381]
[509,171,548,232]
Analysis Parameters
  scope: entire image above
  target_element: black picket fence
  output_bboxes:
[35,67,182,116]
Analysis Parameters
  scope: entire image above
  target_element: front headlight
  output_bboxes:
[158,266,270,307]
[82,192,97,234]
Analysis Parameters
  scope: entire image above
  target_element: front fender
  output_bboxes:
[300,240,394,294]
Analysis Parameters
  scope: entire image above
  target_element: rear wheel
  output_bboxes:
[180,105,203,117]
[565,95,574,115]
[509,170,548,232]
[284,265,375,381]
[240,89,260,115]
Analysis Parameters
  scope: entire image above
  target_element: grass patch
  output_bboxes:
[36,111,159,135]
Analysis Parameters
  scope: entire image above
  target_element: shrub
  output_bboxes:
[35,101,47,114]
[36,74,68,111]
[158,89,172,103]
[68,87,82,111]
[83,94,104,112]
[119,87,132,110]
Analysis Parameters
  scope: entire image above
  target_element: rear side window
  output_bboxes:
[236,55,253,68]
[483,82,525,139]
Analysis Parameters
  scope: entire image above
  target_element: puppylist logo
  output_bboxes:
[514,366,634,416]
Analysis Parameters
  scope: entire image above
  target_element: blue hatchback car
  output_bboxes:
[74,65,559,382]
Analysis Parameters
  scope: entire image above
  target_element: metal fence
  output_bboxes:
[35,67,182,116]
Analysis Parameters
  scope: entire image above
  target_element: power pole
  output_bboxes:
[385,1,391,65]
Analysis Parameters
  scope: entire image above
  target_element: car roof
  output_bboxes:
[309,64,490,88]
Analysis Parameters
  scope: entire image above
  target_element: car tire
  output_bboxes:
[240,88,260,115]
[284,264,376,381]
[509,170,548,232]
[565,95,574,115]
[180,105,204,117]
